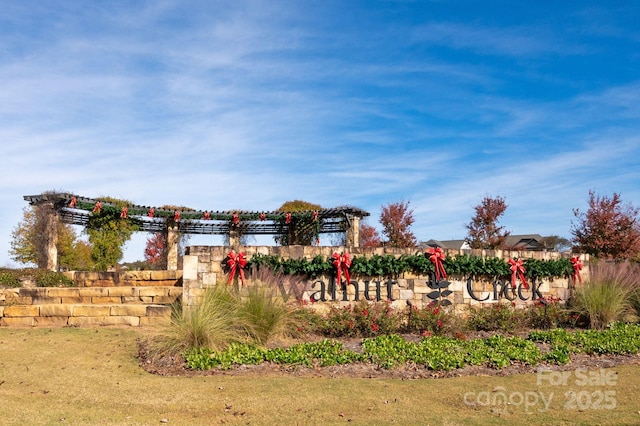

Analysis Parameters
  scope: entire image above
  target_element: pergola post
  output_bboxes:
[346,215,360,247]
[228,228,240,248]
[167,225,179,271]
[41,201,59,271]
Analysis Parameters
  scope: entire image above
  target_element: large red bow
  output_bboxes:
[93,201,102,214]
[508,258,528,289]
[69,196,77,208]
[570,256,583,284]
[226,250,247,286]
[120,207,128,219]
[332,252,351,285]
[427,247,448,281]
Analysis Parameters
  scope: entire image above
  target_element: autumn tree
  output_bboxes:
[379,200,417,248]
[466,195,510,249]
[571,191,640,260]
[144,232,167,269]
[274,200,323,246]
[10,206,93,270]
[541,235,572,252]
[86,197,138,271]
[359,222,382,248]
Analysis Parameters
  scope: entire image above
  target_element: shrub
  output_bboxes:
[570,261,638,329]
[0,268,73,288]
[526,296,580,329]
[465,303,526,332]
[406,302,457,336]
[316,300,402,338]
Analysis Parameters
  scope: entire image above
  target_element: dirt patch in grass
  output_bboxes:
[137,333,640,379]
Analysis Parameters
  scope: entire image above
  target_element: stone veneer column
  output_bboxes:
[40,201,59,271]
[345,215,360,247]
[166,225,179,271]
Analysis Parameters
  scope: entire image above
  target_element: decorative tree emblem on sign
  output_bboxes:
[426,248,452,305]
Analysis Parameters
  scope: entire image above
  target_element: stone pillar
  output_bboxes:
[346,215,360,247]
[182,254,201,309]
[228,229,240,248]
[167,225,179,271]
[39,201,59,271]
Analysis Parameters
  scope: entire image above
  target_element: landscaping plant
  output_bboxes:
[569,261,638,329]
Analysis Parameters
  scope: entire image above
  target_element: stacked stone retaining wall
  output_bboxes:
[0,271,182,327]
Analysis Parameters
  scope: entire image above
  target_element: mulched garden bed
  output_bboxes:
[137,332,640,379]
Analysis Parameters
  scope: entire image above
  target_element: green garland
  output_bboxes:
[246,253,574,281]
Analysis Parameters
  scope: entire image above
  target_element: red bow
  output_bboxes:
[93,201,102,214]
[570,256,583,284]
[226,250,247,286]
[69,197,77,208]
[285,213,291,224]
[148,208,154,218]
[427,247,448,281]
[232,213,239,225]
[174,211,181,222]
[203,211,211,220]
[508,258,528,289]
[259,213,266,221]
[332,252,351,285]
[312,211,319,222]
[120,207,128,219]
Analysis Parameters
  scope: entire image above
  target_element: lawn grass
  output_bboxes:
[1,327,639,425]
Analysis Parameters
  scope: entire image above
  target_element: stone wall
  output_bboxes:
[0,271,183,327]
[183,245,587,313]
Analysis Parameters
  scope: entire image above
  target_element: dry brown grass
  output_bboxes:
[0,327,639,425]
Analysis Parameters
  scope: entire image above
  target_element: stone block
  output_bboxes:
[140,316,171,327]
[139,287,168,297]
[92,297,122,304]
[153,296,179,304]
[122,296,142,304]
[33,297,61,304]
[110,305,148,316]
[202,273,217,287]
[396,279,408,289]
[399,289,414,300]
[35,317,69,327]
[103,316,140,326]
[39,304,74,317]
[47,288,79,298]
[140,296,153,303]
[60,297,92,304]
[0,306,3,317]
[1,317,36,326]
[146,305,172,317]
[68,316,108,326]
[72,305,111,317]
[19,288,48,298]
[4,305,39,317]
[79,288,109,297]
[108,287,137,297]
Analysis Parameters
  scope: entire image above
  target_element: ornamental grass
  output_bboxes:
[570,261,639,330]
[150,285,246,356]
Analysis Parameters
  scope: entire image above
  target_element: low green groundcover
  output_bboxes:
[186,323,640,371]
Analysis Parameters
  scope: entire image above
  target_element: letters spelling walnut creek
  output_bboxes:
[308,277,545,302]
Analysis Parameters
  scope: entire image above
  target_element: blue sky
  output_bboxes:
[1,1,639,266]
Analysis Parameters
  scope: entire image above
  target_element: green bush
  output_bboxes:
[0,268,73,288]
[316,300,402,337]
[465,303,527,332]
[406,302,457,336]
